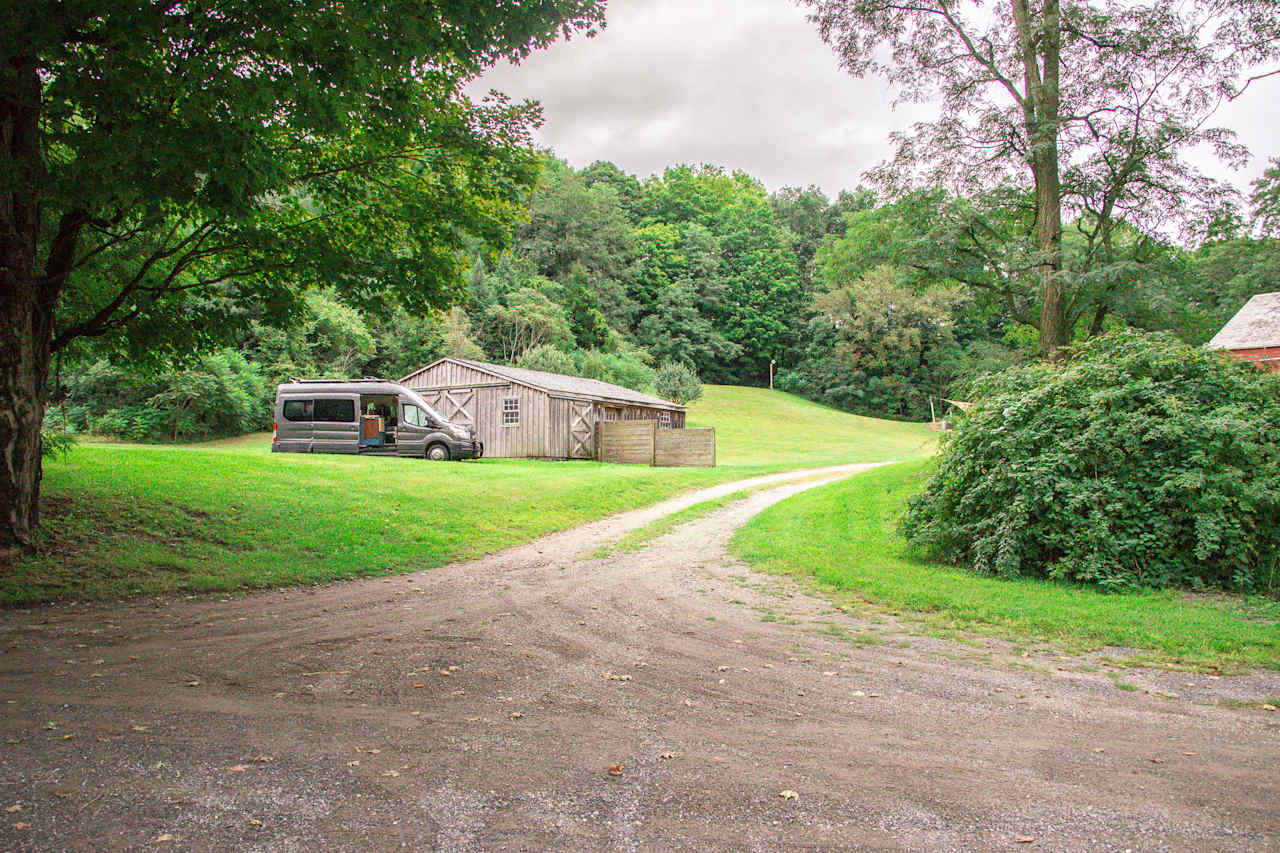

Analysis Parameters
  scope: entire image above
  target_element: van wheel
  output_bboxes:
[426,443,450,461]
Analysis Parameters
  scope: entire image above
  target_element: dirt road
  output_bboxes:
[3,464,1279,852]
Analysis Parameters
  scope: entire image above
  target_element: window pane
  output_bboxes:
[503,398,519,425]
[314,398,355,422]
[283,400,312,422]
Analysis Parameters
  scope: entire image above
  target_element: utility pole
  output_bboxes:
[769,359,776,390]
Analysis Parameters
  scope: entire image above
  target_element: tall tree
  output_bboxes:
[0,1,604,548]
[801,0,1279,357]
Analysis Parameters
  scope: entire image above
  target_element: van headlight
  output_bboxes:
[448,425,469,439]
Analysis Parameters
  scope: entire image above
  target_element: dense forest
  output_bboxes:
[50,153,1280,441]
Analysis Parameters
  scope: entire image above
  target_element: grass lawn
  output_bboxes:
[733,460,1280,671]
[2,386,934,605]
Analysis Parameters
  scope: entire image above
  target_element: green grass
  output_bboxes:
[733,460,1280,671]
[4,385,933,605]
[687,385,937,467]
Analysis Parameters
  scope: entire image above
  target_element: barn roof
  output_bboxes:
[406,357,685,410]
[1208,292,1280,351]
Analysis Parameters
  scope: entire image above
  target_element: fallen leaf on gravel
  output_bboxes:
[6,804,20,813]
[1184,751,1198,756]
[452,690,466,696]
[1262,704,1278,712]
[607,764,625,776]
[822,671,837,677]
[437,669,452,677]
[186,681,201,687]
[510,712,523,719]
[448,666,460,672]
[229,765,250,773]
[410,711,422,717]
[716,666,730,672]
[248,819,263,827]
[273,692,286,699]
[13,822,30,830]
[43,722,57,730]
[1149,757,1165,764]
[1016,836,1035,844]
[659,752,682,760]
[851,691,866,698]
[600,673,632,682]
[1093,748,1105,753]
[778,790,798,800]
[411,683,426,689]
[380,770,400,777]
[867,692,882,698]
[156,834,174,843]
[346,761,360,767]
[131,725,149,732]
[355,747,381,754]
[763,663,774,669]
[250,755,274,763]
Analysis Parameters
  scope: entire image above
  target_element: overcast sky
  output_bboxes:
[468,0,1280,201]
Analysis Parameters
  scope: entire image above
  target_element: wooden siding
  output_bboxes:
[403,360,499,389]
[402,358,684,459]
[1226,346,1280,373]
[473,384,549,458]
[654,428,715,467]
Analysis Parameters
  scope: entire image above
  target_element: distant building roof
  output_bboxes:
[405,357,685,410]
[1207,292,1280,351]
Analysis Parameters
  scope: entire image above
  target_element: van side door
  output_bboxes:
[396,398,433,456]
[276,397,314,452]
[311,396,359,454]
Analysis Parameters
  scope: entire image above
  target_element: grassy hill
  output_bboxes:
[2,386,935,604]
[689,385,937,467]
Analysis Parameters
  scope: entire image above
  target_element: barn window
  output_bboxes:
[502,398,519,426]
[659,411,672,429]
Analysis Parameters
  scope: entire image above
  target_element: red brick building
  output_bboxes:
[1207,292,1280,373]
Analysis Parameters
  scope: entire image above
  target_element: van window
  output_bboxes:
[403,403,431,427]
[283,399,313,422]
[313,398,355,422]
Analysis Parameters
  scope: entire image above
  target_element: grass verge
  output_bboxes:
[732,460,1280,671]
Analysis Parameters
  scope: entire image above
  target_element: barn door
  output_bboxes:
[570,401,594,459]
[422,389,475,428]
[439,389,475,429]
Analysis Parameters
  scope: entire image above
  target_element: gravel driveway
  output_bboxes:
[2,464,1279,852]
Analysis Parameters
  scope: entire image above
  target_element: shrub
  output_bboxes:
[654,362,703,404]
[901,330,1280,592]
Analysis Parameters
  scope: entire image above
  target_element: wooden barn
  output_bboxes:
[1208,292,1280,373]
[399,357,687,459]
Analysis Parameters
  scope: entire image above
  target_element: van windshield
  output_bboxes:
[400,389,448,425]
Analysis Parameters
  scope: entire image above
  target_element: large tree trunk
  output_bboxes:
[0,286,50,550]
[1,58,52,550]
[1012,0,1068,360]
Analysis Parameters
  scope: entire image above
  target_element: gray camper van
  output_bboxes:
[272,379,482,460]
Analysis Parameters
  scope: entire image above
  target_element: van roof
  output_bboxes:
[276,380,409,396]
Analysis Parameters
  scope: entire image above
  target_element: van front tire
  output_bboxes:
[426,443,450,461]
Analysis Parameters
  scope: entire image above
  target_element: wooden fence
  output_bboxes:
[597,421,716,467]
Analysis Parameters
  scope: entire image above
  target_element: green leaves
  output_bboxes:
[902,330,1280,592]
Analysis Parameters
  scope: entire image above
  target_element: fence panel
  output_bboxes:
[654,428,716,467]
[597,420,655,465]
[598,421,716,467]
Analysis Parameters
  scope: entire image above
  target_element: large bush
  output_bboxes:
[901,330,1280,592]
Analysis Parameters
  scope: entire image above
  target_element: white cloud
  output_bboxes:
[468,0,1279,201]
